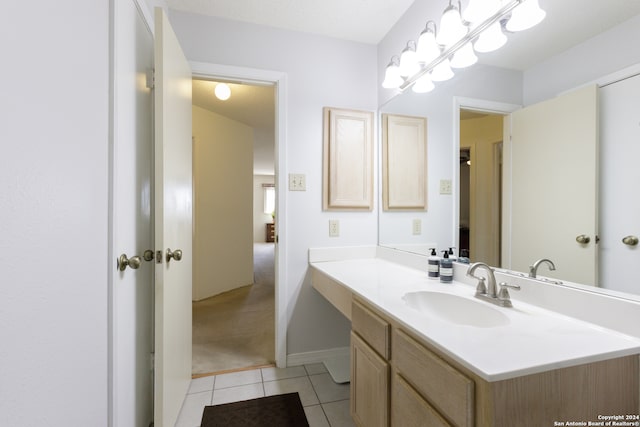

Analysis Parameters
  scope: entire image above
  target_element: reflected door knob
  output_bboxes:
[575,234,591,244]
[622,235,639,246]
[118,254,141,271]
[166,248,183,263]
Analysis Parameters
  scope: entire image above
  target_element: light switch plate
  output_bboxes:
[439,179,452,195]
[289,173,306,191]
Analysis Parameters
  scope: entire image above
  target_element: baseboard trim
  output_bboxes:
[286,346,350,367]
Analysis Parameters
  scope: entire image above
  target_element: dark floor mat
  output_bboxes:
[200,392,309,427]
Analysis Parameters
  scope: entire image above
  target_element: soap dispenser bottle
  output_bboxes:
[428,248,440,280]
[458,249,470,264]
[440,250,453,283]
[448,247,458,262]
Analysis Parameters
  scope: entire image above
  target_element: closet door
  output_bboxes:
[509,84,599,285]
[599,73,640,293]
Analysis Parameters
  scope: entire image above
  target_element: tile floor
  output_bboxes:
[175,363,355,427]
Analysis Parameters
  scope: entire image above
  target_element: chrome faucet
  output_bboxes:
[466,262,520,307]
[529,258,555,278]
[467,262,497,297]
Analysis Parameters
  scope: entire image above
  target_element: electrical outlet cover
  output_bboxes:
[329,220,339,237]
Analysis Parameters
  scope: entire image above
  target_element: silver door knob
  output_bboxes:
[118,254,141,271]
[575,234,591,244]
[166,248,183,263]
[622,235,639,246]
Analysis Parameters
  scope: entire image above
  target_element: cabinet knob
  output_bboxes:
[622,235,639,246]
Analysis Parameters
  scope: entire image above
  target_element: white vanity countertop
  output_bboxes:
[310,257,640,382]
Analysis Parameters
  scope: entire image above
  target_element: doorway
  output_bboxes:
[191,78,277,375]
[459,108,505,266]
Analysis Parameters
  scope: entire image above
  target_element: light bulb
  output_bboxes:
[215,83,231,101]
[412,74,435,93]
[474,22,507,53]
[416,27,441,65]
[382,59,404,89]
[399,42,420,77]
[437,4,468,46]
[506,0,546,32]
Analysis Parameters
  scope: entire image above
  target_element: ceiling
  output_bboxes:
[167,0,416,44]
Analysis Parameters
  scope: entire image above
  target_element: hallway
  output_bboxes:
[192,243,275,375]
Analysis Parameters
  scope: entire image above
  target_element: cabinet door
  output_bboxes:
[351,331,389,427]
[392,374,451,427]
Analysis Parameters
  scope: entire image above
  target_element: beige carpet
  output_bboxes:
[192,243,275,375]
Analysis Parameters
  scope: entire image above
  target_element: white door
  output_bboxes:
[154,8,193,427]
[599,73,640,293]
[112,0,154,425]
[508,84,599,285]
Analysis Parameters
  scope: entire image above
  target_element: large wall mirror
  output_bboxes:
[378,2,640,299]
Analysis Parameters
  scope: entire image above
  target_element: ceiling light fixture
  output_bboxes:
[381,0,546,93]
[214,83,231,101]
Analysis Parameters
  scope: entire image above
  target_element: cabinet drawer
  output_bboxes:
[393,329,474,427]
[352,299,390,359]
[391,373,451,427]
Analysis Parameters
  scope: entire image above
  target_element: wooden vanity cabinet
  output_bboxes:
[349,298,639,427]
[392,329,473,427]
[351,300,390,427]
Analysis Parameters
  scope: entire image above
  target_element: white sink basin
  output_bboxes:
[402,291,510,328]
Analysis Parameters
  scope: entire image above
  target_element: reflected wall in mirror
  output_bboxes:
[382,114,428,211]
[378,3,640,298]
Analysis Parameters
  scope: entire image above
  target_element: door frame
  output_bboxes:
[452,97,520,266]
[191,61,288,368]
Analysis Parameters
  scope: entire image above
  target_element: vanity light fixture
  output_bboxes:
[416,21,441,65]
[412,73,435,93]
[474,21,507,53]
[399,41,420,77]
[506,0,546,32]
[437,1,467,47]
[382,56,404,89]
[463,0,494,24]
[214,82,231,101]
[381,0,546,93]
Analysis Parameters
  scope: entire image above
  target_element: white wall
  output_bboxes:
[254,127,275,175]
[169,10,378,355]
[254,175,275,243]
[193,106,254,301]
[0,1,110,425]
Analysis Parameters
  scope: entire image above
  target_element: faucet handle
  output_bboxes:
[474,277,487,295]
[498,282,520,302]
